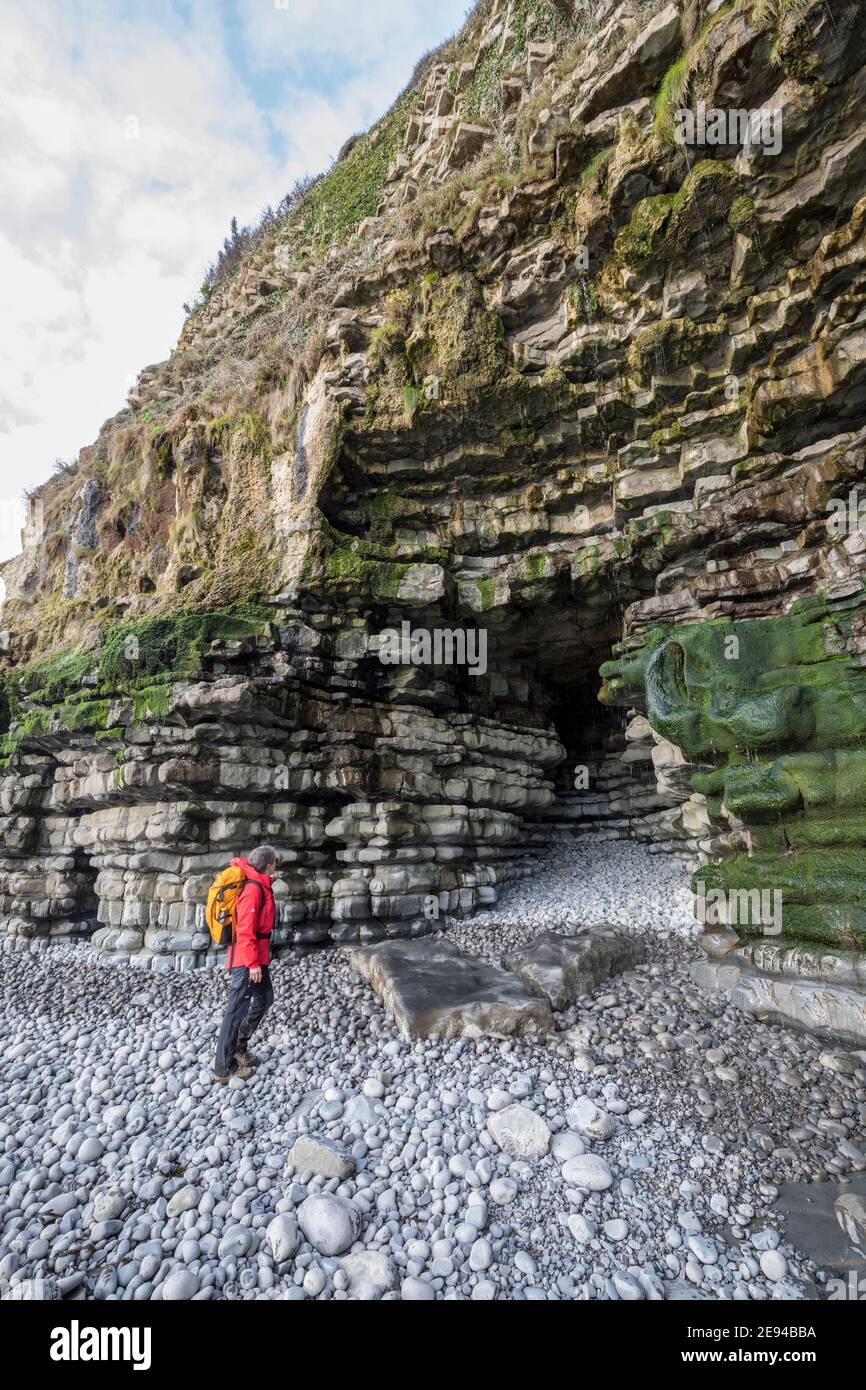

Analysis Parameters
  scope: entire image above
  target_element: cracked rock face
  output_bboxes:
[502,928,644,1009]
[1,0,866,1039]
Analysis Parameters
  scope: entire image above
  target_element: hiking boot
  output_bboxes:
[234,1063,255,1080]
[234,1048,259,1068]
[212,1073,230,1086]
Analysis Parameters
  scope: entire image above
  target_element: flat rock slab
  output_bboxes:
[502,929,644,1010]
[768,1175,866,1281]
[346,939,553,1040]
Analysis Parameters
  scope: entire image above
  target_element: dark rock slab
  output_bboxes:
[345,938,553,1040]
[768,1175,866,1285]
[502,928,644,1010]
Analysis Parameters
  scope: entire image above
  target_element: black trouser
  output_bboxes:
[214,965,274,1077]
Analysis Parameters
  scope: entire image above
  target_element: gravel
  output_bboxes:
[1,837,864,1301]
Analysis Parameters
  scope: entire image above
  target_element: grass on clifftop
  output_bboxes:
[299,95,412,251]
[183,0,590,304]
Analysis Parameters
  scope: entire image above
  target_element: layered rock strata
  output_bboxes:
[0,623,562,963]
[1,0,866,1040]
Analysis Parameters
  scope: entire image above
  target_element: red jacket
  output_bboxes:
[230,858,275,969]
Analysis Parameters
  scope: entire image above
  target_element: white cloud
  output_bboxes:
[0,0,470,562]
[244,0,467,74]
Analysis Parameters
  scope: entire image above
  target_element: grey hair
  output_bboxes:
[248,845,277,872]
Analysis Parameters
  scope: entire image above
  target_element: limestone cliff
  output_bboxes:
[2,0,866,1037]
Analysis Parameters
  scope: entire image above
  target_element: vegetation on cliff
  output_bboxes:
[0,608,271,764]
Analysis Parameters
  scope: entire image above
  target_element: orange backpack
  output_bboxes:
[206,866,255,949]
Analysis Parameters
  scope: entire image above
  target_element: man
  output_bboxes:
[213,845,277,1084]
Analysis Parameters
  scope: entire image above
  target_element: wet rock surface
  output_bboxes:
[346,938,554,1040]
[768,1175,866,1281]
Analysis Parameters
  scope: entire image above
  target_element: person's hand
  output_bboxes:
[249,966,262,984]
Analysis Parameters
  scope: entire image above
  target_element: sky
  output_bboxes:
[0,0,471,562]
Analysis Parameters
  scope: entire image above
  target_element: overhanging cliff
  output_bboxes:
[2,0,866,1037]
